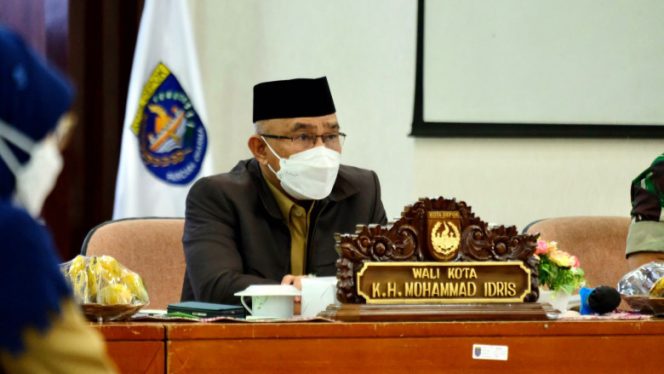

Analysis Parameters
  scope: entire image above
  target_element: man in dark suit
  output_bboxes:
[181,77,387,304]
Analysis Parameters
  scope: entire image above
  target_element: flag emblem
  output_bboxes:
[131,62,207,185]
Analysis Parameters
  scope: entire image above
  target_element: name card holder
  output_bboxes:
[320,197,553,321]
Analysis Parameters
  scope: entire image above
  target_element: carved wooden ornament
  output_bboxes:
[335,197,540,304]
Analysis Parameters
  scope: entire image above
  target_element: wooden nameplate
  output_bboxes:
[319,303,556,322]
[330,197,546,321]
[335,197,541,304]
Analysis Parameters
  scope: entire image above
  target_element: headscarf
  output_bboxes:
[0,25,73,355]
[0,25,74,198]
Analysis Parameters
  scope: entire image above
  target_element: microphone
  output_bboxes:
[579,286,621,315]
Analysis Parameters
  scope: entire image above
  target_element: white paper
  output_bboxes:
[301,276,338,317]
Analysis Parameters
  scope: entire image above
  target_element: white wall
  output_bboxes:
[190,0,661,229]
[414,139,660,229]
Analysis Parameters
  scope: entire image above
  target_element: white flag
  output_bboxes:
[113,0,213,219]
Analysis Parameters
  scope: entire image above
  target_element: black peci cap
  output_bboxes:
[253,77,336,122]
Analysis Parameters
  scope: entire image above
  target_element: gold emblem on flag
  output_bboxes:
[427,211,461,261]
[130,62,208,185]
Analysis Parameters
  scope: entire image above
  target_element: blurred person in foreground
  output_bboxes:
[0,26,116,373]
[626,153,664,270]
[181,77,387,304]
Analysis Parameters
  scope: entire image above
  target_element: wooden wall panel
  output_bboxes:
[164,321,664,373]
[61,0,143,259]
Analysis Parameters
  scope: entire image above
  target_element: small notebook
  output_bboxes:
[167,301,246,318]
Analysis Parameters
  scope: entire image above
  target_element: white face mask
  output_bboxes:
[0,120,63,218]
[262,137,341,200]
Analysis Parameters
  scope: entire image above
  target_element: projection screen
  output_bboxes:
[411,0,664,137]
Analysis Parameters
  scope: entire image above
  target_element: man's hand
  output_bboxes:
[281,274,305,312]
[281,274,305,290]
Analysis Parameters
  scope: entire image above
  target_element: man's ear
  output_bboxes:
[248,135,268,165]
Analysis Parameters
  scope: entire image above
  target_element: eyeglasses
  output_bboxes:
[260,132,346,150]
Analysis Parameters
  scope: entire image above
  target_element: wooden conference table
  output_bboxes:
[96,318,663,373]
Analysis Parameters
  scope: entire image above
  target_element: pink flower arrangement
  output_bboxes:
[535,240,586,293]
[535,240,580,267]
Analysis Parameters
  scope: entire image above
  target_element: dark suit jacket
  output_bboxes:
[181,158,387,304]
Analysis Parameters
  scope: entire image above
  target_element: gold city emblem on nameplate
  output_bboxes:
[427,211,461,261]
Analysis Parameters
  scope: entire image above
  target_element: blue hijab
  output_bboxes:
[0,25,74,355]
[0,25,73,199]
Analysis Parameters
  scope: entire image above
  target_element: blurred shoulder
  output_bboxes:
[0,202,70,355]
[0,202,43,244]
[0,201,63,275]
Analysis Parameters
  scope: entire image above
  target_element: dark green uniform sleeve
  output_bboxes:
[626,154,664,256]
